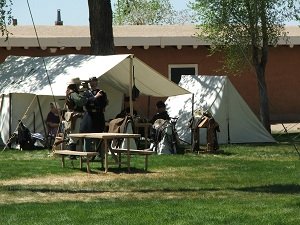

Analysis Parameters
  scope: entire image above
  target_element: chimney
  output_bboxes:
[55,9,63,25]
[12,18,17,26]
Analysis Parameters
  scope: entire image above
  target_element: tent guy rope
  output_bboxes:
[26,0,57,105]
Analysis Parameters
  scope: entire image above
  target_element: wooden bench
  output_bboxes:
[110,148,155,171]
[54,150,100,173]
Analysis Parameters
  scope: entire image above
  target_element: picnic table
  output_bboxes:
[54,132,154,173]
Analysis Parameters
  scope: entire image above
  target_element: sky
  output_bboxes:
[12,0,192,26]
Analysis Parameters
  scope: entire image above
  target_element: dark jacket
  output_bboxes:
[150,111,170,124]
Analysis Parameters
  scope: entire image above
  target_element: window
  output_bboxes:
[168,64,198,84]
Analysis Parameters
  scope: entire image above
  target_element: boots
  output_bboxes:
[69,143,77,160]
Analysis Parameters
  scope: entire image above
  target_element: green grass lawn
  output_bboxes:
[0,141,299,225]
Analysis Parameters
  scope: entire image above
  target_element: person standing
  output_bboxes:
[46,102,61,148]
[64,78,88,157]
[81,77,108,151]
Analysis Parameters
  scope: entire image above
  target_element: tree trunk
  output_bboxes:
[256,1,271,133]
[88,0,115,55]
[255,63,271,133]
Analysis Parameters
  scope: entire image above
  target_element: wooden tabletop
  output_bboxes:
[69,132,141,139]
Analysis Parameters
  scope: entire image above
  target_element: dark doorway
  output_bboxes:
[170,67,196,84]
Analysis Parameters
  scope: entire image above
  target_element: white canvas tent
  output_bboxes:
[165,75,275,144]
[0,54,189,145]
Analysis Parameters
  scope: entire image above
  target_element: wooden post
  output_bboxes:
[129,55,134,117]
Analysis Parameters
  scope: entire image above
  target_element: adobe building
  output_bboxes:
[0,24,299,122]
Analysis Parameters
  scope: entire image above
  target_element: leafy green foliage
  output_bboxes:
[191,0,300,73]
[0,0,12,38]
[113,0,193,25]
[190,0,300,131]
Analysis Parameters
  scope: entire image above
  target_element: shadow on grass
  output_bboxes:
[185,149,234,156]
[233,184,300,194]
[98,167,156,174]
[4,184,299,195]
[2,186,220,194]
[66,166,155,175]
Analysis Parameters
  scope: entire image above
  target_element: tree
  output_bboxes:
[113,0,193,25]
[88,0,115,55]
[0,0,13,38]
[191,0,300,132]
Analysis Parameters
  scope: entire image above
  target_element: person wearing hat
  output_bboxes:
[80,76,108,151]
[64,78,88,157]
[149,100,170,124]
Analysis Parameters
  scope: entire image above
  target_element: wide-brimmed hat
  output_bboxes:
[68,77,81,85]
[156,100,166,108]
[89,76,98,81]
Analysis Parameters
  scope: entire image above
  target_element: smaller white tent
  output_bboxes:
[166,75,275,144]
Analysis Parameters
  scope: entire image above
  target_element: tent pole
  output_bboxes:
[191,93,194,146]
[0,94,4,115]
[147,96,150,119]
[33,112,36,133]
[225,80,231,144]
[192,94,194,116]
[9,93,12,141]
[0,94,4,134]
[129,55,134,116]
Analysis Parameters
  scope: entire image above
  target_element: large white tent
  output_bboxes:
[165,75,275,144]
[0,54,189,145]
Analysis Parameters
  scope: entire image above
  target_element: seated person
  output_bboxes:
[46,102,61,137]
[150,100,170,124]
[149,101,170,143]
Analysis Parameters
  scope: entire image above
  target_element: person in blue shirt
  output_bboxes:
[80,77,108,152]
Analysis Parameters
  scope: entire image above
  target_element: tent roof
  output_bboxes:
[0,54,189,97]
